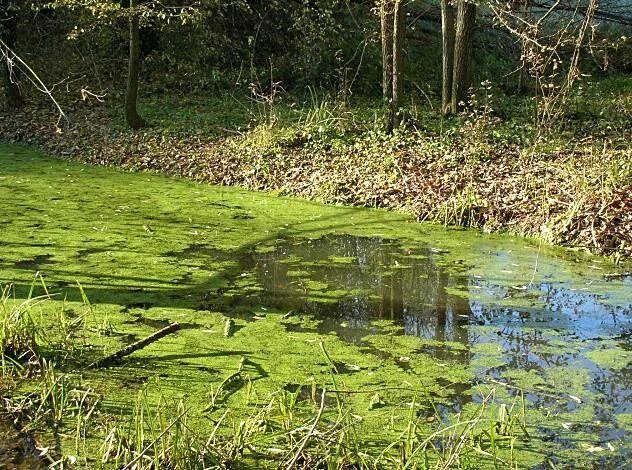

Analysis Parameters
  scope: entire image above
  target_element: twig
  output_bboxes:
[603,272,631,279]
[527,239,542,288]
[319,341,338,374]
[0,39,67,127]
[90,323,180,368]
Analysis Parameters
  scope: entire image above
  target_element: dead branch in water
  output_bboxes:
[90,323,180,368]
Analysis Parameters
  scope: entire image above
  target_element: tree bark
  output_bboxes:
[125,0,146,130]
[381,0,394,131]
[440,0,455,115]
[0,4,23,108]
[391,0,405,129]
[451,0,476,113]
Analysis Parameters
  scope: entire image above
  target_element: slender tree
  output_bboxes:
[451,0,476,113]
[125,0,146,129]
[391,0,405,129]
[380,0,405,133]
[0,1,23,108]
[381,0,394,129]
[440,0,455,115]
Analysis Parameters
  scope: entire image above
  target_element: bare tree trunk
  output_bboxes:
[441,0,456,115]
[516,3,530,95]
[125,0,146,130]
[391,0,405,129]
[517,53,529,94]
[381,0,394,130]
[451,0,476,113]
[0,6,23,108]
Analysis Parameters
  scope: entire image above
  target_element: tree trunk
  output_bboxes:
[451,0,476,113]
[381,0,394,130]
[440,0,455,115]
[516,4,531,95]
[125,0,146,130]
[0,6,23,108]
[517,56,529,94]
[391,0,405,129]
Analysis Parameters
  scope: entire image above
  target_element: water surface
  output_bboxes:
[1,144,630,467]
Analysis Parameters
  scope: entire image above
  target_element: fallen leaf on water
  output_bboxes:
[568,394,582,404]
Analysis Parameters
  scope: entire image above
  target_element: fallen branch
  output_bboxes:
[90,323,180,368]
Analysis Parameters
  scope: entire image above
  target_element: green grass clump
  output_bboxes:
[1,285,40,364]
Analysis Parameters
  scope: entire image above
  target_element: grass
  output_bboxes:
[94,385,531,469]
[1,284,41,369]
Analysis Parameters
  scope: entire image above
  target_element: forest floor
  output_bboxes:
[1,74,630,257]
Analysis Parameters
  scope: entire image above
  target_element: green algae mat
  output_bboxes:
[1,144,631,468]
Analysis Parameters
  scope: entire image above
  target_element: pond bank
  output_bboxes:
[0,80,630,258]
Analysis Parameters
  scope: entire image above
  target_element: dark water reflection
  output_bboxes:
[245,235,629,344]
[250,235,473,344]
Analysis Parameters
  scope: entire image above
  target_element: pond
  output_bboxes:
[0,144,630,468]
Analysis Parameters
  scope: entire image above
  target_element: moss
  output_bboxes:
[470,342,506,369]
[617,413,632,428]
[503,369,548,390]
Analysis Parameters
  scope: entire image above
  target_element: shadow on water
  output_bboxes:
[199,234,474,346]
[192,234,629,346]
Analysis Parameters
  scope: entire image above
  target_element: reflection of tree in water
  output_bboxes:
[250,235,471,348]
[250,234,475,412]
[246,234,632,425]
[592,364,632,434]
[468,278,632,446]
[469,280,631,335]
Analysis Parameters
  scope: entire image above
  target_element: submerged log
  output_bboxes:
[90,323,180,368]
